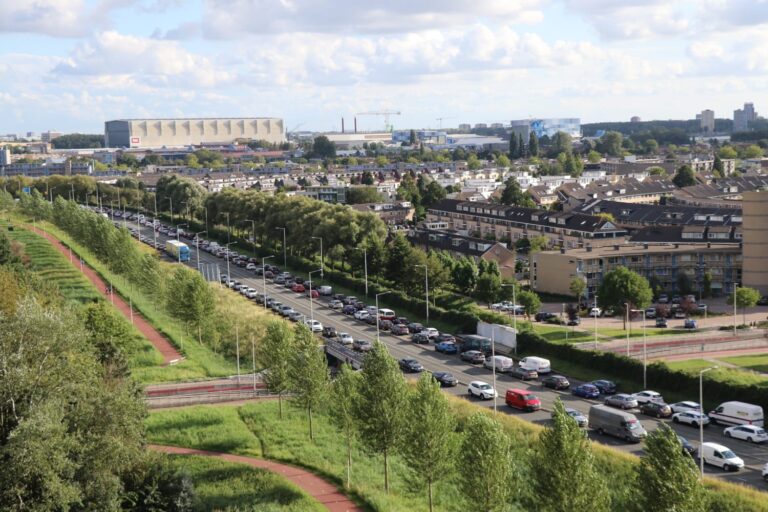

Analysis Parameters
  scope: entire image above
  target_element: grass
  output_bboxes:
[720,354,768,374]
[663,358,768,389]
[164,454,325,512]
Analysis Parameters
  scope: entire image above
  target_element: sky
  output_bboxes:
[1,0,768,134]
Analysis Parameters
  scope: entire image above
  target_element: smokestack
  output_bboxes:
[341,117,345,133]
[354,117,357,133]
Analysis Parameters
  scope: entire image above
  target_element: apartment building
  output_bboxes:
[426,199,626,250]
[531,243,742,300]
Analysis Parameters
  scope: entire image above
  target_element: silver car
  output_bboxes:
[604,394,639,410]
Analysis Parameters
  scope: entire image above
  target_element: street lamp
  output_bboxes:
[624,302,630,357]
[246,219,257,249]
[375,291,391,342]
[312,236,323,278]
[168,196,173,224]
[353,247,368,296]
[225,241,237,284]
[275,227,287,268]
[415,264,429,325]
[224,212,231,244]
[501,283,517,354]
[262,255,274,307]
[593,294,599,349]
[630,308,648,387]
[562,303,568,343]
[699,366,718,477]
[176,224,188,263]
[308,269,322,322]
[732,283,739,336]
[194,230,207,270]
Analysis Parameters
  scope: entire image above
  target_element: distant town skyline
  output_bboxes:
[1,0,767,133]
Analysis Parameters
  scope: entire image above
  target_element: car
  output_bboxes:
[724,425,768,443]
[393,317,410,325]
[461,350,486,364]
[364,315,378,326]
[762,462,768,482]
[343,296,358,305]
[589,307,602,317]
[672,411,710,427]
[644,307,656,319]
[269,301,283,312]
[435,341,459,354]
[407,322,424,333]
[338,333,354,345]
[353,310,370,320]
[567,317,580,326]
[273,275,286,285]
[572,384,601,399]
[435,333,455,344]
[390,324,409,335]
[560,407,588,428]
[352,339,372,352]
[279,306,296,317]
[631,390,664,405]
[287,311,303,322]
[328,300,344,310]
[590,380,617,395]
[411,332,431,345]
[305,319,323,332]
[672,295,681,304]
[379,319,393,331]
[674,309,686,319]
[232,282,244,291]
[432,372,458,387]
[639,401,673,418]
[757,296,768,306]
[342,305,357,315]
[670,401,701,414]
[505,389,541,411]
[306,289,320,299]
[535,312,556,322]
[423,327,439,339]
[684,319,697,329]
[508,366,538,381]
[399,359,424,373]
[542,374,570,390]
[678,435,696,457]
[698,442,744,472]
[604,394,639,410]
[655,317,668,328]
[468,381,497,400]
[322,326,337,338]
[658,294,669,304]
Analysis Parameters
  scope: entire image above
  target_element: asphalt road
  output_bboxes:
[123,216,768,490]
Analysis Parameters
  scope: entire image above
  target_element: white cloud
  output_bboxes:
[0,0,89,37]
[563,0,691,40]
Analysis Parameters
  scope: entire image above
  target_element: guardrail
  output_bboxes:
[145,389,283,408]
[324,339,365,369]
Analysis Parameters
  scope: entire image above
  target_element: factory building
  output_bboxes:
[105,118,285,148]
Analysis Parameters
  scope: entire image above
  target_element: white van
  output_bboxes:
[378,308,396,321]
[483,355,514,373]
[699,442,744,472]
[519,356,551,374]
[709,401,764,427]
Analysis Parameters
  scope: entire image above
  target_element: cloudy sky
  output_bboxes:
[1,0,767,134]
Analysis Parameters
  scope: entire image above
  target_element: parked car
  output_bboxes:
[589,307,602,317]
[672,411,710,428]
[678,435,696,457]
[757,296,768,306]
[508,366,538,381]
[379,319,393,331]
[435,333,455,344]
[589,405,646,443]
[572,384,601,399]
[518,356,551,374]
[698,442,744,471]
[338,333,354,345]
[655,316,668,328]
[631,390,664,405]
[643,307,656,319]
[328,300,344,310]
[435,341,458,354]
[561,407,588,428]
[306,289,320,299]
[724,425,768,443]
[708,401,764,427]
[657,294,669,304]
[567,317,581,326]
[461,350,486,364]
[762,462,768,481]
[684,319,697,329]
[287,311,303,322]
[431,372,458,387]
[483,355,515,373]
[390,324,409,335]
[468,381,497,400]
[411,332,431,345]
[319,285,333,296]
[670,401,701,414]
[353,310,370,321]
[535,312,556,322]
[322,326,337,338]
[640,401,673,418]
[352,339,372,352]
[407,322,424,333]
[305,319,323,332]
[364,315,378,326]
[604,394,639,410]
[398,359,424,373]
[393,317,409,325]
[342,305,356,315]
[505,389,541,411]
[542,375,570,390]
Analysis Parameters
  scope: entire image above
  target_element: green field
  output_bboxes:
[720,354,768,374]
[663,359,768,388]
[164,454,325,512]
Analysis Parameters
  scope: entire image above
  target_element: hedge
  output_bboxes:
[518,331,768,413]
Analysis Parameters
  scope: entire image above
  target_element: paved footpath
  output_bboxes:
[149,444,364,512]
[27,225,183,365]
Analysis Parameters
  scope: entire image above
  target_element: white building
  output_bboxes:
[105,118,285,148]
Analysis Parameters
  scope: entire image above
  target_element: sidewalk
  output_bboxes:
[149,445,364,512]
[28,225,183,366]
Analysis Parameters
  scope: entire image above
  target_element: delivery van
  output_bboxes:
[708,401,764,427]
[699,442,744,471]
[483,355,514,373]
[589,405,647,443]
[518,356,551,374]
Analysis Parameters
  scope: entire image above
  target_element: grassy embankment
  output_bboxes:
[146,399,768,512]
[665,357,768,388]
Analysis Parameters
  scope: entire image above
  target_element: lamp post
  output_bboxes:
[629,308,647,384]
[375,291,391,342]
[593,294,599,349]
[262,255,274,307]
[415,264,429,326]
[275,227,287,268]
[308,269,322,322]
[168,196,173,225]
[501,283,517,354]
[195,230,207,270]
[699,366,718,477]
[732,283,738,335]
[225,241,236,284]
[563,303,568,343]
[224,212,231,244]
[354,247,368,296]
[312,236,324,278]
[246,219,257,250]
[625,302,630,357]
[204,207,209,233]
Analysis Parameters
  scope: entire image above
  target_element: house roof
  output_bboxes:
[572,199,741,226]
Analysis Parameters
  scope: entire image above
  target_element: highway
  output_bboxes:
[121,214,768,490]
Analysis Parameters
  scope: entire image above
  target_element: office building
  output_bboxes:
[733,103,757,132]
[510,118,581,140]
[0,148,11,166]
[105,118,285,148]
[458,124,471,131]
[41,130,62,143]
[742,191,768,295]
[700,109,715,133]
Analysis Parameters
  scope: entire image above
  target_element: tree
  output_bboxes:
[598,266,653,329]
[329,364,361,489]
[422,181,447,209]
[587,150,601,163]
[676,271,694,295]
[375,155,389,167]
[289,325,329,440]
[712,155,724,178]
[672,165,697,188]
[727,286,761,325]
[467,153,481,170]
[459,413,516,512]
[346,186,384,204]
[635,424,707,512]
[517,290,541,320]
[0,231,21,267]
[402,373,457,512]
[534,399,610,512]
[257,321,295,419]
[360,170,375,185]
[646,166,667,176]
[569,276,586,300]
[354,342,408,493]
[598,131,623,156]
[744,144,764,158]
[495,154,511,168]
[702,271,713,299]
[528,235,548,253]
[409,129,417,145]
[384,233,415,285]
[475,272,502,305]
[166,267,214,345]
[499,176,535,207]
[453,256,479,295]
[528,131,539,157]
[508,134,519,159]
[551,131,572,156]
[644,139,659,154]
[312,135,336,159]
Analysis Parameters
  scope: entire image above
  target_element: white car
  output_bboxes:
[244,288,258,299]
[338,333,354,345]
[724,425,768,444]
[762,462,768,482]
[467,381,498,400]
[670,401,701,414]
[354,310,370,320]
[590,307,602,317]
[631,390,664,405]
[246,263,257,271]
[672,411,710,427]
[304,319,323,332]
[423,327,439,339]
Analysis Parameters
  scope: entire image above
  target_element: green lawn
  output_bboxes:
[662,359,768,388]
[164,454,325,512]
[720,354,768,374]
[663,359,716,372]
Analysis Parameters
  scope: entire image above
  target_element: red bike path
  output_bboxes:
[27,225,183,365]
[149,444,364,512]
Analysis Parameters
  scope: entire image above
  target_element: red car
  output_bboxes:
[291,283,305,293]
[505,389,541,412]
[305,289,319,298]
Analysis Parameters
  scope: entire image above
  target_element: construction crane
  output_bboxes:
[435,116,455,129]
[355,110,401,132]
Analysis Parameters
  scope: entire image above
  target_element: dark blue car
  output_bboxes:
[572,384,601,399]
[435,341,458,354]
[590,380,617,395]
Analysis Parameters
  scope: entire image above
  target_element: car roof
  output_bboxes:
[470,380,489,386]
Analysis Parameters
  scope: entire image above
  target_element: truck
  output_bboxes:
[165,240,191,262]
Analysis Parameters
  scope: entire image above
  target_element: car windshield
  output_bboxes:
[624,420,640,430]
[523,395,536,401]
[478,384,491,390]
[755,429,766,435]
[721,450,736,459]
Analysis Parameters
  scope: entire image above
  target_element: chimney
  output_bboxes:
[354,117,358,133]
[341,117,345,133]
